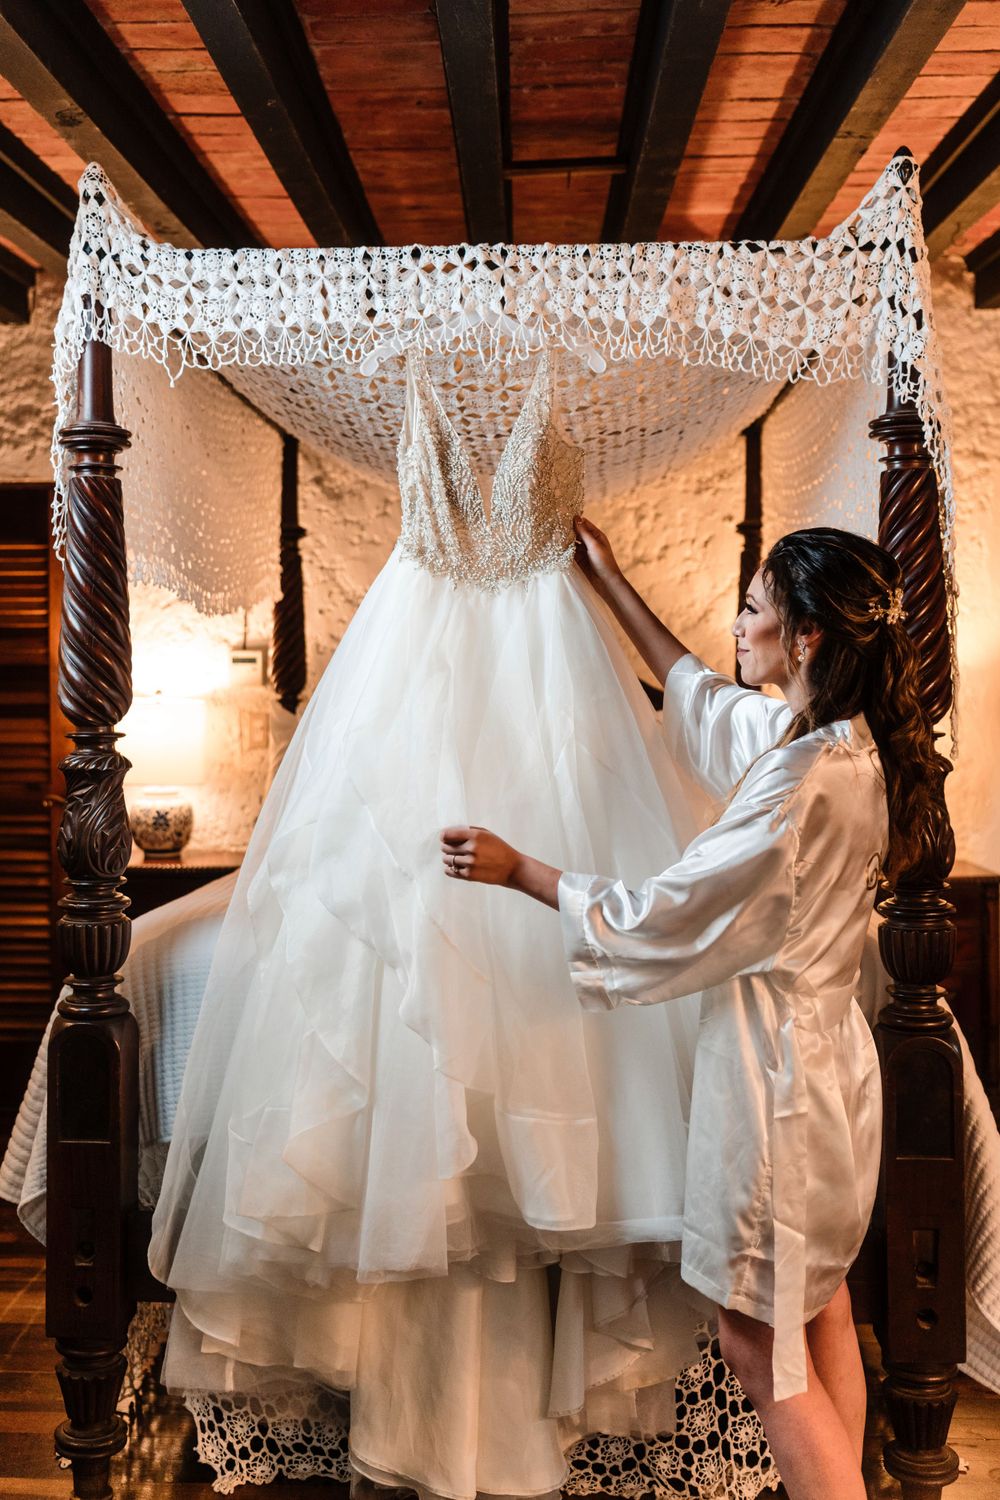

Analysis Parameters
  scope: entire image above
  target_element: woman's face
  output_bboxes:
[731,569,791,688]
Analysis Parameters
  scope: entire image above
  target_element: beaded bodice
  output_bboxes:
[396,348,584,591]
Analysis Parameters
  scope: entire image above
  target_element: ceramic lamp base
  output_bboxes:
[129,790,194,858]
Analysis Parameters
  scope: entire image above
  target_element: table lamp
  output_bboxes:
[121,693,208,858]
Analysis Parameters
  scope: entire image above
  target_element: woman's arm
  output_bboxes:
[574,516,690,686]
[441,827,561,908]
[442,757,801,1011]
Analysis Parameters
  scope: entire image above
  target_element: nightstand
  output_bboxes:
[948,860,1000,1114]
[124,847,244,919]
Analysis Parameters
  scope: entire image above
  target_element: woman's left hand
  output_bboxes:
[441,827,563,909]
[441,826,521,885]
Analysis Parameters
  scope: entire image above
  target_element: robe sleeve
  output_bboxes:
[558,761,801,1010]
[661,652,792,799]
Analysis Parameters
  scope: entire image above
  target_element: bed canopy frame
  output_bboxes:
[45,149,964,1500]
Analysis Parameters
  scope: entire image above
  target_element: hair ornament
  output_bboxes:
[870,585,906,626]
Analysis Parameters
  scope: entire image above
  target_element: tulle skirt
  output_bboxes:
[148,550,715,1496]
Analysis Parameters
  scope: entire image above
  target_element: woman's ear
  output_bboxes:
[801,620,823,652]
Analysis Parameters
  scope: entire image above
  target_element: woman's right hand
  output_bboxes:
[574,516,622,600]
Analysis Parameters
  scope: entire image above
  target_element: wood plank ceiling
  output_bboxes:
[0,0,998,315]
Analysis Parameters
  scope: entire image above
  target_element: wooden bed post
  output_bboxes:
[271,432,307,714]
[48,327,137,1500]
[869,368,965,1497]
[736,416,763,683]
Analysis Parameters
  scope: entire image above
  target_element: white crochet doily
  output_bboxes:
[762,376,885,551]
[178,1336,780,1499]
[112,353,283,616]
[50,154,955,663]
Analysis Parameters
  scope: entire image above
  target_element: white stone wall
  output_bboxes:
[1,264,996,869]
[0,277,64,480]
[933,258,1000,870]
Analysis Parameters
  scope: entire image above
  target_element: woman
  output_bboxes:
[442,519,940,1500]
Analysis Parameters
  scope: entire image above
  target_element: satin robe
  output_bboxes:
[558,653,886,1400]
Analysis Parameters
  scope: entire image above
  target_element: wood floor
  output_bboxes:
[1,1203,998,1499]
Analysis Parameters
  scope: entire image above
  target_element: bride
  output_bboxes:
[444,518,932,1499]
[149,348,757,1498]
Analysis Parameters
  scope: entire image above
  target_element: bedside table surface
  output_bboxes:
[128,847,244,871]
[952,858,1000,882]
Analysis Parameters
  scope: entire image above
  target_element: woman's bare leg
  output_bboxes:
[805,1281,867,1463]
[718,1304,866,1500]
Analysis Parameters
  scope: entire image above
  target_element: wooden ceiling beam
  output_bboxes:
[921,76,1000,260]
[0,0,258,248]
[966,227,1000,311]
[181,0,379,247]
[734,0,966,241]
[0,242,36,323]
[602,0,732,243]
[436,0,510,243]
[0,120,76,274]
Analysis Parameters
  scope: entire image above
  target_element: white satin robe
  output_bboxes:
[558,653,886,1400]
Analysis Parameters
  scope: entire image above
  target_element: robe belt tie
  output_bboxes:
[769,1010,810,1402]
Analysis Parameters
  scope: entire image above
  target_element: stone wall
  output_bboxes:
[931,259,1000,870]
[1,262,996,868]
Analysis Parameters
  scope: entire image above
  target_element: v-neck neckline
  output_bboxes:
[406,348,551,522]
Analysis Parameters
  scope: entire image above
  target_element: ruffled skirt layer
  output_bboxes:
[149,552,715,1496]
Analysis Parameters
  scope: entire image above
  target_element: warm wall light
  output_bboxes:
[132,640,230,698]
[120,693,208,858]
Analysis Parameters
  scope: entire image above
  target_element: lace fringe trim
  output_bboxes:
[49,153,958,746]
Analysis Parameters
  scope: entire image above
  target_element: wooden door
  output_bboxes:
[0,486,71,1121]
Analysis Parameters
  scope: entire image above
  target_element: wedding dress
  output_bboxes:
[148,349,760,1498]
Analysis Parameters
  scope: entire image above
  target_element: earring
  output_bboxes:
[797,644,806,663]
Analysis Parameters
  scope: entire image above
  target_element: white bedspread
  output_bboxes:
[0,872,238,1241]
[2,878,998,1392]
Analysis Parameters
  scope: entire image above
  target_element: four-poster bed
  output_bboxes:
[10,148,976,1498]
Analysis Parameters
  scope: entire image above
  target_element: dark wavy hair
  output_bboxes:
[761,526,942,883]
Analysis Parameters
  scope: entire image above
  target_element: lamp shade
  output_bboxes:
[121,694,207,787]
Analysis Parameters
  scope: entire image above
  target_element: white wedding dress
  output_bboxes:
[148,350,770,1498]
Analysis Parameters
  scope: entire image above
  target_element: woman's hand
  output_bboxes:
[574,514,690,685]
[441,826,521,885]
[440,827,563,910]
[573,515,622,600]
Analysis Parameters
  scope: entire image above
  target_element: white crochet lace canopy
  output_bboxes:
[50,154,954,630]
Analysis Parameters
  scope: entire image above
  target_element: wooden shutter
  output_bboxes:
[0,487,69,1049]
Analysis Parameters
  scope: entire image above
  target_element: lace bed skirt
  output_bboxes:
[173,1339,779,1498]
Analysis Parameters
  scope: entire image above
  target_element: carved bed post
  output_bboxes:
[271,432,307,714]
[48,326,136,1500]
[869,370,965,1497]
[736,416,763,683]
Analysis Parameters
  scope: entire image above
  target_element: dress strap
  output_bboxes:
[400,345,424,451]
